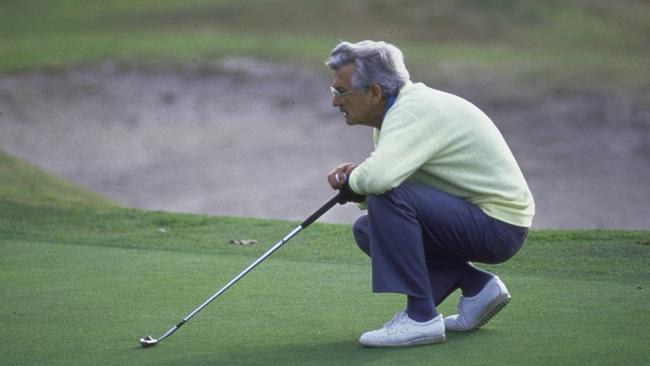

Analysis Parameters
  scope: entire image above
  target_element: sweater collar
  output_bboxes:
[383,81,413,117]
[383,93,398,116]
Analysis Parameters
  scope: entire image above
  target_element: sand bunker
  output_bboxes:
[1,59,648,228]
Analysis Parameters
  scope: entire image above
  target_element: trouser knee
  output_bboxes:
[352,215,371,256]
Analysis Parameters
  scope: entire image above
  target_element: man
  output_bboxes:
[326,40,534,348]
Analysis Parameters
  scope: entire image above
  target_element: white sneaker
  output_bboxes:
[444,276,511,332]
[358,312,446,347]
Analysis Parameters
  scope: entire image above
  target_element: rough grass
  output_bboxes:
[0,149,115,208]
[1,0,648,91]
[1,150,649,366]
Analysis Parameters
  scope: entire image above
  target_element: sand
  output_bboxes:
[1,58,648,228]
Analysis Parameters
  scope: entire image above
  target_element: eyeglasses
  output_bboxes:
[330,86,353,98]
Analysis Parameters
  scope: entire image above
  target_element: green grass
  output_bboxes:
[2,3,648,363]
[1,152,650,365]
[1,0,649,91]
[0,150,115,209]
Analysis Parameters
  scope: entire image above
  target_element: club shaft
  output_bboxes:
[182,193,339,323]
[150,193,341,345]
[157,323,181,342]
[183,225,303,322]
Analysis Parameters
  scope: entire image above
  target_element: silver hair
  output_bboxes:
[326,40,410,96]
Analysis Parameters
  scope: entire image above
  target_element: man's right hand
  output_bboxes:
[327,163,357,190]
[328,163,366,204]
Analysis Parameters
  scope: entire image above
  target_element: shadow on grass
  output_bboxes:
[155,332,487,366]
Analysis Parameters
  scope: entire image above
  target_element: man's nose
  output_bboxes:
[332,96,342,108]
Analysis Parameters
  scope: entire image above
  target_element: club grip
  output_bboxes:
[300,193,342,228]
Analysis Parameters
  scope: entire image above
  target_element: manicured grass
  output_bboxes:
[1,151,649,365]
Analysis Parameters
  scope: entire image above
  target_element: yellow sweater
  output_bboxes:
[348,82,535,227]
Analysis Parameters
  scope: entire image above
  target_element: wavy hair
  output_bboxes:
[326,40,410,96]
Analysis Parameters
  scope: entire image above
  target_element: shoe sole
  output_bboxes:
[446,293,511,332]
[359,334,446,348]
[468,294,510,331]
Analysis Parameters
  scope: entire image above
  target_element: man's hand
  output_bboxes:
[327,163,366,204]
[327,163,357,190]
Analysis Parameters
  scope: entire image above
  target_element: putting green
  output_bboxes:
[2,227,649,365]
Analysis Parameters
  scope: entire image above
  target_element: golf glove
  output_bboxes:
[337,181,366,204]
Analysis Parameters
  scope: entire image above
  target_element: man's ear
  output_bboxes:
[369,84,383,104]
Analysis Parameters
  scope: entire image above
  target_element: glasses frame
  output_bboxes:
[330,86,353,98]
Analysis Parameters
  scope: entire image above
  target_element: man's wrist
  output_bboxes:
[338,180,366,204]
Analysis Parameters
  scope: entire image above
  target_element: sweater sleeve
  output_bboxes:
[349,110,440,195]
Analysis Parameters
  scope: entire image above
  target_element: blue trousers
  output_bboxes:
[352,182,528,305]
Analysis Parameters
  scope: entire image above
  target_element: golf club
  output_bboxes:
[139,191,343,348]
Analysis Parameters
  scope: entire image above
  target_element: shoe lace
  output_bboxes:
[383,312,408,334]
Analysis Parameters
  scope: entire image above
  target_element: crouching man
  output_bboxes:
[326,40,535,347]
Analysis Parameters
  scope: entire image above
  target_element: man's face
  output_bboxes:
[331,64,383,128]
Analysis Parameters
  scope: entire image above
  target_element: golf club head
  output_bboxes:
[139,335,158,348]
